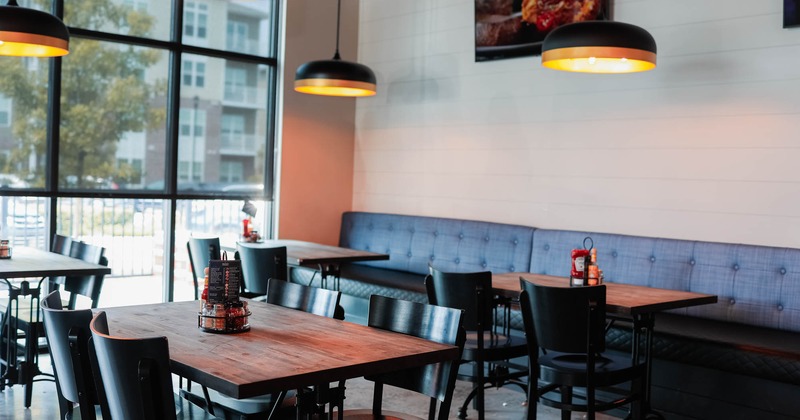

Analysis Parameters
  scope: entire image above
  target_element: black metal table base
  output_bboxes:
[0,278,52,408]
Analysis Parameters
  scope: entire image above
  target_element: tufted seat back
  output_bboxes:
[340,212,535,276]
[530,229,800,333]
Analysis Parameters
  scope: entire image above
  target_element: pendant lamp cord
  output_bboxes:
[333,0,342,60]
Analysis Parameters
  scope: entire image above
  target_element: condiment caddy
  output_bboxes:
[570,236,603,287]
[197,249,251,333]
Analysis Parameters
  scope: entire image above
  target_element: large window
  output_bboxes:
[0,0,278,305]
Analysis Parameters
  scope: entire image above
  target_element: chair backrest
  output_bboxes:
[187,237,221,300]
[41,290,109,420]
[519,279,607,354]
[425,266,493,332]
[52,234,73,256]
[367,295,466,420]
[49,234,74,288]
[90,311,177,420]
[64,241,107,309]
[236,244,288,296]
[265,278,343,320]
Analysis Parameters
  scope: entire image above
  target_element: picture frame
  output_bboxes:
[785,0,800,28]
[475,0,611,62]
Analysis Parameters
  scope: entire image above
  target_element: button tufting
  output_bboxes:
[484,236,490,242]
[365,246,370,251]
[430,255,435,261]
[690,259,696,265]
[510,266,515,271]
[455,258,460,264]
[459,233,464,239]
[386,249,390,254]
[368,224,374,230]
[433,231,438,236]
[612,251,618,257]
[780,268,787,275]
[513,239,518,245]
[544,245,550,251]
[410,228,415,233]
[733,264,739,271]
[730,299,736,305]
[778,305,784,311]
[650,256,656,262]
[388,225,393,231]
[482,262,487,268]
[407,252,412,258]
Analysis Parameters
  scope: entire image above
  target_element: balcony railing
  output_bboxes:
[226,38,261,56]
[220,132,257,155]
[223,84,264,107]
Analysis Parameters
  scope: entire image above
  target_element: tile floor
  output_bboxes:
[0,363,622,420]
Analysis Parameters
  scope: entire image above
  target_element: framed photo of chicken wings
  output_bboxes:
[475,0,611,62]
[785,0,800,28]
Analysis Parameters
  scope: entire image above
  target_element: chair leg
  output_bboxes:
[23,323,37,408]
[526,367,537,420]
[477,359,485,420]
[201,385,215,416]
[560,386,571,420]
[458,384,479,419]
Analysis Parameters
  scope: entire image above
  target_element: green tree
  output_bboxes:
[0,0,165,188]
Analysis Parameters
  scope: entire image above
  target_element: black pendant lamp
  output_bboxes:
[0,0,69,57]
[294,0,376,97]
[541,21,655,74]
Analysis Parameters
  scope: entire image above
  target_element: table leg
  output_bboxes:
[631,313,664,420]
[316,264,341,291]
[295,382,346,419]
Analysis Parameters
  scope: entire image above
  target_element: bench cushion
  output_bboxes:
[290,265,427,304]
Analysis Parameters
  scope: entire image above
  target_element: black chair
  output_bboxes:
[235,244,287,299]
[63,242,107,309]
[265,278,343,320]
[519,279,645,420]
[41,290,109,420]
[343,295,466,420]
[187,237,221,300]
[425,267,527,420]
[89,311,218,420]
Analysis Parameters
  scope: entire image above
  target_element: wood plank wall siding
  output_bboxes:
[351,0,800,249]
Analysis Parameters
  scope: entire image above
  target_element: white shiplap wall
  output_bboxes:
[352,0,800,248]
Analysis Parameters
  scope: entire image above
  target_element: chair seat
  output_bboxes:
[343,408,426,420]
[181,386,296,416]
[174,393,221,419]
[461,331,527,361]
[539,351,643,388]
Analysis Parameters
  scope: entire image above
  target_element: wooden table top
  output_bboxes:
[0,246,111,279]
[492,272,718,316]
[98,300,458,399]
[238,239,389,267]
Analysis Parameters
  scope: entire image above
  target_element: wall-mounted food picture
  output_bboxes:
[475,0,610,62]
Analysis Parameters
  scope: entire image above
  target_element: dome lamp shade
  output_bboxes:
[542,21,655,74]
[0,0,69,57]
[295,57,376,97]
[294,0,376,97]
